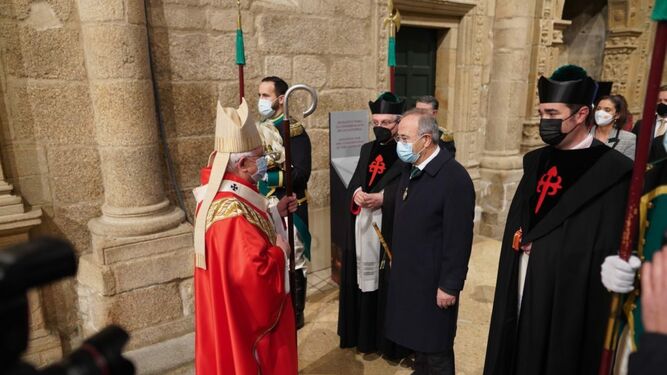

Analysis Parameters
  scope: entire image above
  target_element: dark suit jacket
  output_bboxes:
[629,333,667,375]
[385,148,475,353]
[632,119,666,163]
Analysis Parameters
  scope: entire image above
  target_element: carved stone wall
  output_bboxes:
[521,0,571,153]
[601,0,655,116]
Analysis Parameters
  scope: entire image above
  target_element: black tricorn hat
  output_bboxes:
[594,81,613,103]
[368,92,405,115]
[538,65,598,106]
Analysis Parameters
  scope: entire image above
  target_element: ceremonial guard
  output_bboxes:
[599,137,667,373]
[256,76,312,329]
[337,92,410,359]
[483,66,633,375]
[193,99,298,375]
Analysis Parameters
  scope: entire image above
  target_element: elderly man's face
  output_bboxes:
[396,114,427,145]
[371,114,400,136]
[238,146,265,177]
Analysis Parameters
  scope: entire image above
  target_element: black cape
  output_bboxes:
[337,140,410,359]
[483,141,632,375]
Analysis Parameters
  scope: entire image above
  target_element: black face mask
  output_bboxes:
[657,103,667,117]
[373,126,393,143]
[539,110,579,146]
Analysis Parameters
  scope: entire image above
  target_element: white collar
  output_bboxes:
[563,133,594,150]
[415,146,440,170]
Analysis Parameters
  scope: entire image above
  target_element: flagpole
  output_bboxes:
[598,6,667,374]
[384,0,400,93]
[236,0,245,103]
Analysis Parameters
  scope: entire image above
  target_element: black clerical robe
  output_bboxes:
[337,139,409,359]
[484,140,633,375]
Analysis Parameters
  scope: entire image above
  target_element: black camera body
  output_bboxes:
[0,238,134,375]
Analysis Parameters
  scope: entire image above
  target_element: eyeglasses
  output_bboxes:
[371,118,400,127]
[393,134,428,144]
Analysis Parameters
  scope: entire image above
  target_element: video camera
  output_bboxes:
[1,237,134,375]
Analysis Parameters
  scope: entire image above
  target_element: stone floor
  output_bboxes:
[298,236,501,375]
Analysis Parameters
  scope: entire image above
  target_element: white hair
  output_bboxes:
[403,108,439,142]
[226,150,255,172]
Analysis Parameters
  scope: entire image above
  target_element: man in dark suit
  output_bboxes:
[385,109,475,374]
[632,85,667,162]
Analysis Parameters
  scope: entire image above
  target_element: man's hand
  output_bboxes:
[277,194,298,217]
[601,255,641,293]
[641,247,667,334]
[353,191,383,210]
[276,235,291,257]
[353,190,366,207]
[363,192,383,210]
[436,288,456,309]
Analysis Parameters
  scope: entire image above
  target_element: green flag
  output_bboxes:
[653,0,667,21]
[388,36,396,67]
[236,29,246,65]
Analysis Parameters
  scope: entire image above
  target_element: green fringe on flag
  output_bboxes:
[388,36,396,67]
[653,0,667,21]
[236,29,246,65]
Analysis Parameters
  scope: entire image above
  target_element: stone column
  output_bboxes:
[0,146,58,366]
[478,0,538,238]
[76,1,194,373]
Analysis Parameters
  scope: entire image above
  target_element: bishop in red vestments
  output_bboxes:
[193,99,298,375]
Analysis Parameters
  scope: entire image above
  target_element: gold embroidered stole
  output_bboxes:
[206,197,277,244]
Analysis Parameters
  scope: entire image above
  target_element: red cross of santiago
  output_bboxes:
[368,154,386,187]
[535,166,562,214]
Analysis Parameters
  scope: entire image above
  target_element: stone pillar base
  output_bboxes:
[77,223,194,352]
[478,154,523,239]
[125,332,194,375]
[23,322,63,368]
[0,190,60,368]
[89,200,185,239]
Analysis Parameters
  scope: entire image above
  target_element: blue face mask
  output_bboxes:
[252,156,268,182]
[258,98,276,118]
[396,137,425,164]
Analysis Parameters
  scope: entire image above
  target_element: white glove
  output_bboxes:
[601,255,641,293]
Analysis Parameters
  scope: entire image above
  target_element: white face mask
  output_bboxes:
[258,98,276,118]
[595,110,614,127]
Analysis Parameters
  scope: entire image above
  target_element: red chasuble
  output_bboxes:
[195,170,297,375]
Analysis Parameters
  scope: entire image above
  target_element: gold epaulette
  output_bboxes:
[206,197,276,244]
[289,120,305,137]
[439,127,454,143]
